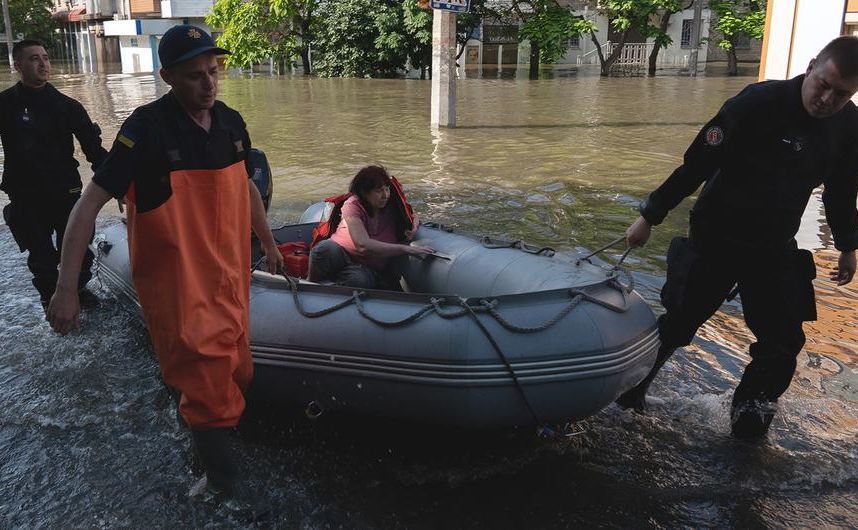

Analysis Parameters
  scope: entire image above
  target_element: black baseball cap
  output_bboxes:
[158,24,230,68]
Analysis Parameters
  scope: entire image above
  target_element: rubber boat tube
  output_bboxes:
[93,213,658,429]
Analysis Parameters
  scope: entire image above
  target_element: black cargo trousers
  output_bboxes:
[3,191,94,304]
[657,236,817,409]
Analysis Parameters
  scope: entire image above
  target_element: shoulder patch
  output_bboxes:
[115,112,148,150]
[116,124,142,149]
[117,133,136,149]
[704,126,724,147]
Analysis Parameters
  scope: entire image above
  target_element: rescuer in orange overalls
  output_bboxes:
[47,25,284,515]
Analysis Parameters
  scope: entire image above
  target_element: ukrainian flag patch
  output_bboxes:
[116,123,140,149]
[117,133,136,149]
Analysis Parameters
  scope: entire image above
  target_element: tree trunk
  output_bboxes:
[591,29,629,77]
[727,44,738,76]
[420,66,426,80]
[648,11,673,77]
[300,47,311,75]
[529,41,540,79]
[603,36,628,76]
[589,31,608,76]
[647,44,659,77]
[301,16,312,75]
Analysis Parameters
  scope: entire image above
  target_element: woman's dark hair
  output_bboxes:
[348,165,391,217]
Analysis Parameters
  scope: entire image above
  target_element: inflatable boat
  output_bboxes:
[93,208,659,430]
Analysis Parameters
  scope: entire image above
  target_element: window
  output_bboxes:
[483,25,519,44]
[680,19,693,48]
[566,34,580,49]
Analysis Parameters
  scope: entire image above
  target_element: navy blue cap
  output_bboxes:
[158,24,230,68]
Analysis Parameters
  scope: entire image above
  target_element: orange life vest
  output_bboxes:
[309,175,415,249]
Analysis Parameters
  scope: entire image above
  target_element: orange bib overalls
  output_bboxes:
[126,160,252,429]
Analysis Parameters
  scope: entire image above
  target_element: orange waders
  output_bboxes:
[126,160,252,429]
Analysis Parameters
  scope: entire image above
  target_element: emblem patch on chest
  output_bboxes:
[704,126,724,146]
[781,137,803,152]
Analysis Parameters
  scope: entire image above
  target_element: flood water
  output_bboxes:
[1,67,857,528]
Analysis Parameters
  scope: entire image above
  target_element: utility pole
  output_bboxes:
[431,9,457,128]
[687,0,703,77]
[1,0,13,69]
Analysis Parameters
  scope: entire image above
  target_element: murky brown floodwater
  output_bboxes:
[1,67,857,528]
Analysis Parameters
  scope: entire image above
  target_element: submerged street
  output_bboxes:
[1,69,857,528]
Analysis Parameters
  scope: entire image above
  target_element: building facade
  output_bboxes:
[456,2,762,76]
[760,0,858,80]
[52,0,121,72]
[51,0,216,73]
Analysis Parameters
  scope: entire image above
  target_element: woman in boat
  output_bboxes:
[308,165,433,289]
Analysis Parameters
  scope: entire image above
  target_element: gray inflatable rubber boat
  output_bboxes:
[93,205,658,430]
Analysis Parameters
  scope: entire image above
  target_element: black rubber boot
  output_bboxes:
[615,344,675,412]
[730,400,777,440]
[190,429,270,521]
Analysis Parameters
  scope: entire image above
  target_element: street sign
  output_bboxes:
[430,0,469,13]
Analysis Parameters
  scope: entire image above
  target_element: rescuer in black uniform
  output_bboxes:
[615,36,858,439]
[0,39,107,312]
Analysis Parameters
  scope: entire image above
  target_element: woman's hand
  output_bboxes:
[405,244,434,257]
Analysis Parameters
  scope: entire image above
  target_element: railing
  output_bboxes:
[613,42,654,65]
[576,41,654,76]
[576,41,610,66]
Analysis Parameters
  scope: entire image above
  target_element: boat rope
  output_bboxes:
[478,296,583,333]
[479,235,555,256]
[456,297,548,434]
[279,273,632,332]
[93,235,112,292]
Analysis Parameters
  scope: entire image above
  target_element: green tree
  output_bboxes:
[709,0,765,76]
[313,0,427,78]
[580,0,675,77]
[396,0,433,78]
[515,1,582,79]
[647,0,691,77]
[206,0,318,74]
[2,0,54,60]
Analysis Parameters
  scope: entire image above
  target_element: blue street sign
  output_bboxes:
[431,0,470,13]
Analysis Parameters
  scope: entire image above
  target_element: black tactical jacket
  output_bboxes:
[640,75,858,253]
[0,82,107,196]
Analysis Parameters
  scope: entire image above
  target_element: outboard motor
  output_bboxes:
[247,148,273,212]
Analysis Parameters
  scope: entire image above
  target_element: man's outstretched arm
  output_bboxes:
[47,182,113,334]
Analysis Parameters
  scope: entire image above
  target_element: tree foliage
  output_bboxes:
[312,0,432,78]
[395,0,433,73]
[2,0,54,53]
[647,0,691,76]
[710,0,765,49]
[709,0,765,75]
[517,2,581,65]
[207,0,318,72]
[580,0,677,76]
